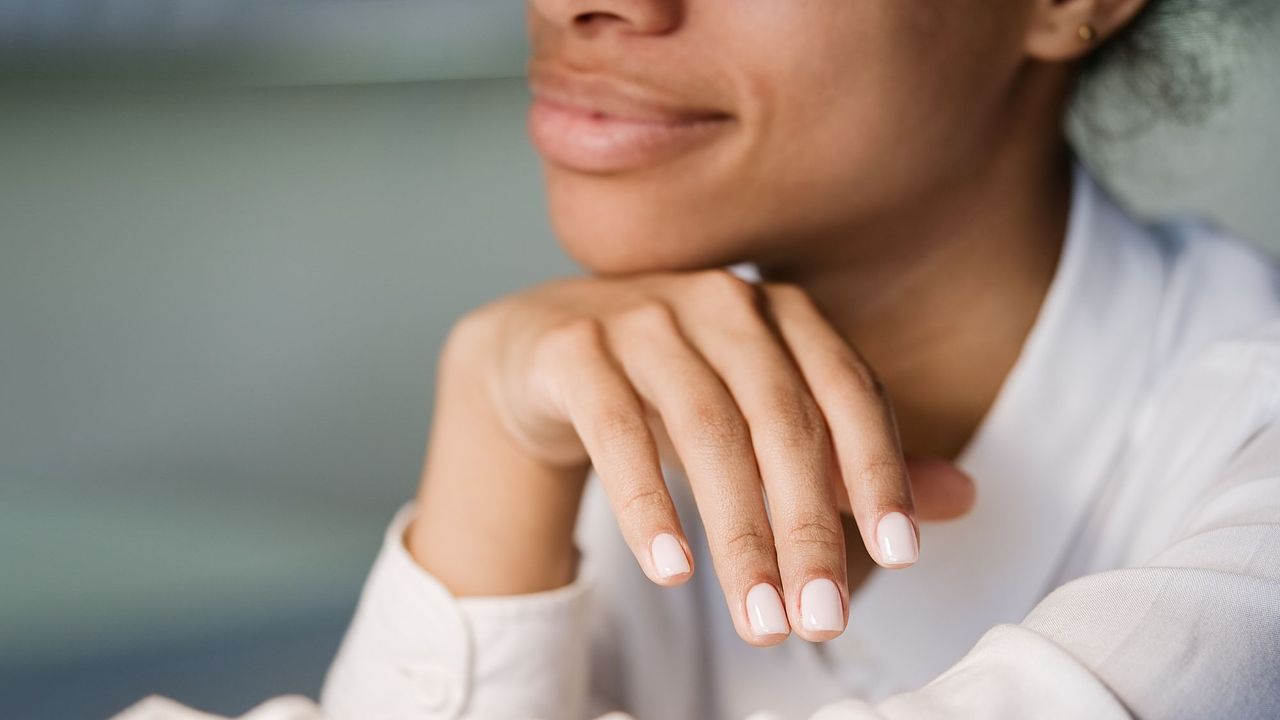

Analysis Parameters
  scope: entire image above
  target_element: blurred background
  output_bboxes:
[0,2,1277,718]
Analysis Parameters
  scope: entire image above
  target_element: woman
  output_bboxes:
[122,0,1280,718]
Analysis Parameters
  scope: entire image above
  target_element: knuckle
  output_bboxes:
[617,486,671,519]
[823,352,889,406]
[845,356,888,400]
[691,269,761,311]
[441,307,497,367]
[851,456,908,493]
[863,368,890,402]
[721,524,774,559]
[588,403,647,445]
[760,390,827,450]
[538,317,605,364]
[782,518,843,553]
[615,300,679,340]
[447,305,491,344]
[688,398,750,452]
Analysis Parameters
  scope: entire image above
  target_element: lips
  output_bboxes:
[527,63,734,174]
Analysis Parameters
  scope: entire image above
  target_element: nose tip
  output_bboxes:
[532,0,683,36]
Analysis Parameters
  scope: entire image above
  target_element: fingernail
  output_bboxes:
[876,511,919,566]
[800,578,844,632]
[746,583,789,637]
[650,533,690,579]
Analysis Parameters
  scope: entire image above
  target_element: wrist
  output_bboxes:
[409,331,588,596]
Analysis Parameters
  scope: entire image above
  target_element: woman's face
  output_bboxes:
[526,0,1041,274]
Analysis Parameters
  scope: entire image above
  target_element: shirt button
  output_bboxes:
[402,660,463,716]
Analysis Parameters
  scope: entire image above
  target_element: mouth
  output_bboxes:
[527,63,734,174]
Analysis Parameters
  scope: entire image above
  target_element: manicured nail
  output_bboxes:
[800,578,844,632]
[876,512,919,566]
[746,583,790,637]
[650,533,690,579]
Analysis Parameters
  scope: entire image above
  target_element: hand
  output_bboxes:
[410,269,973,645]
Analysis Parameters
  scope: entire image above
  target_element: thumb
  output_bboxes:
[905,456,977,522]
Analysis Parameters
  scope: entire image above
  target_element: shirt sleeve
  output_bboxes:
[319,504,602,720]
[311,411,1280,720]
[112,499,622,720]
[116,421,1280,720]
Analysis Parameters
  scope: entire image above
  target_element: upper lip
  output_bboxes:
[528,61,732,125]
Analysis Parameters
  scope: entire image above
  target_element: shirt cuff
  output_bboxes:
[320,503,595,720]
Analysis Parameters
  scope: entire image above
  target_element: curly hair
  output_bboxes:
[1074,0,1273,137]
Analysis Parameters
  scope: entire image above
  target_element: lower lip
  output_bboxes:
[528,96,732,174]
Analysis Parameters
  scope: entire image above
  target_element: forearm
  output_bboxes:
[407,336,588,597]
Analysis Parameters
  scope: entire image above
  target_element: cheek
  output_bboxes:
[752,7,1024,225]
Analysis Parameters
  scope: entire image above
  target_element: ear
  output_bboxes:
[1024,0,1151,62]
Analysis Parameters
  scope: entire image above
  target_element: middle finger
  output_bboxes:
[675,271,849,641]
[607,300,792,646]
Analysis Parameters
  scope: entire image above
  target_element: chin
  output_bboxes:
[545,174,759,276]
[552,218,717,276]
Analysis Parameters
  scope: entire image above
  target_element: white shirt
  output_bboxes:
[117,167,1280,720]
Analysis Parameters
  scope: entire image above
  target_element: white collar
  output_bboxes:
[815,164,1170,696]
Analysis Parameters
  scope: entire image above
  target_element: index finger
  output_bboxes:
[762,283,920,569]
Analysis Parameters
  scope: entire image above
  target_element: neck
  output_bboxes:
[756,76,1074,460]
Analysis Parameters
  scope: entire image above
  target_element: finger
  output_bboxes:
[534,317,693,587]
[607,300,791,646]
[763,283,920,569]
[829,457,977,521]
[675,270,848,641]
[906,457,976,521]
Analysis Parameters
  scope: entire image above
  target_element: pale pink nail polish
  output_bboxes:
[650,533,690,579]
[800,578,844,632]
[876,511,919,566]
[746,583,789,637]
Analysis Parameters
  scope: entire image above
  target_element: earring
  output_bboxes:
[1077,24,1097,43]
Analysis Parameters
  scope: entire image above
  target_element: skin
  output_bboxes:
[409,0,1151,647]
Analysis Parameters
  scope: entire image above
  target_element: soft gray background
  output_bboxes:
[0,4,1277,719]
